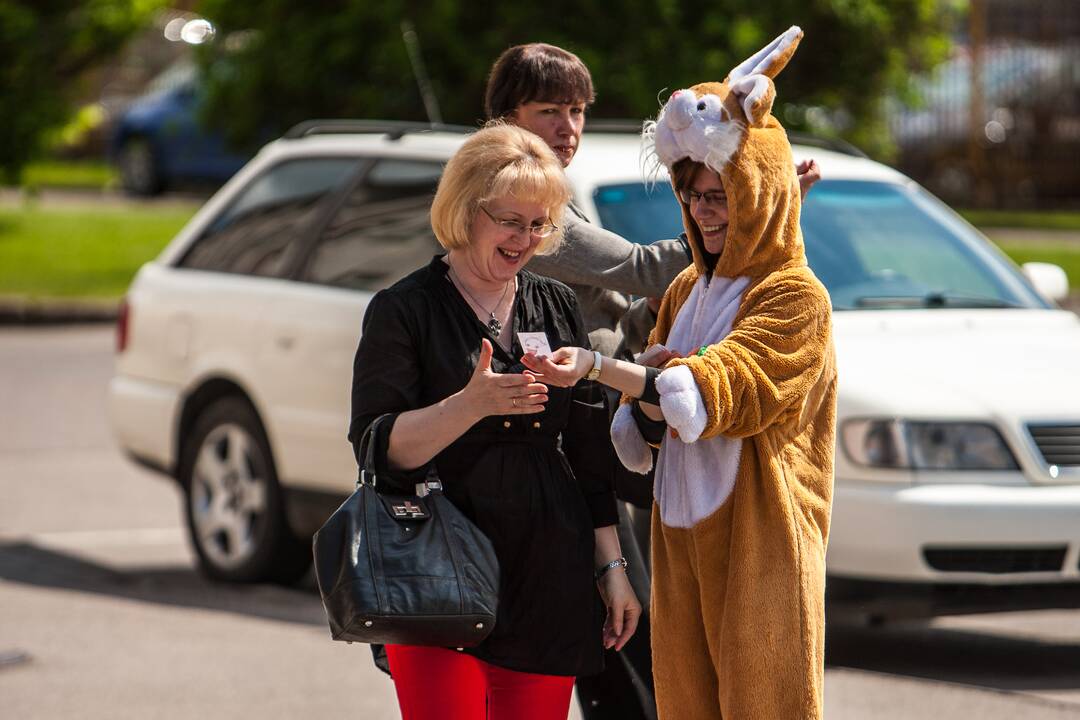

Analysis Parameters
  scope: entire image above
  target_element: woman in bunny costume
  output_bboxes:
[522,27,837,719]
[637,26,837,719]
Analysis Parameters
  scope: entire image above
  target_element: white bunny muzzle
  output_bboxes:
[647,89,743,175]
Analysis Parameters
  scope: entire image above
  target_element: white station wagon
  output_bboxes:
[109,121,1080,615]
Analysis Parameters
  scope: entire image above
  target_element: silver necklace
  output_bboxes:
[448,266,513,335]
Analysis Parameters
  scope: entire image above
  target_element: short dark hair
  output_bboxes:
[671,157,708,193]
[484,43,596,121]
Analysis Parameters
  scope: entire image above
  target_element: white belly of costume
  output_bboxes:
[655,275,750,528]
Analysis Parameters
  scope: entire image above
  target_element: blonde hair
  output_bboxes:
[431,123,571,254]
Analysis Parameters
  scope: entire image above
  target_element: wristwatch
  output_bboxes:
[585,350,603,381]
[595,556,628,581]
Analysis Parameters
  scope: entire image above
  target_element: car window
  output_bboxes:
[592,178,1047,311]
[801,181,1046,309]
[301,158,444,290]
[593,182,684,246]
[179,157,361,277]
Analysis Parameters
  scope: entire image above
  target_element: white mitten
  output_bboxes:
[657,365,708,443]
[610,403,654,474]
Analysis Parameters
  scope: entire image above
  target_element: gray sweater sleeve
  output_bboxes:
[619,297,656,357]
[527,214,692,298]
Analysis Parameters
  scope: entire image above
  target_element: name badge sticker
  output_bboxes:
[517,331,553,358]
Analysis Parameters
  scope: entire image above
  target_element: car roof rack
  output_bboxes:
[583,119,646,134]
[283,119,477,141]
[283,119,868,158]
[579,120,868,158]
[787,132,868,158]
[286,118,651,140]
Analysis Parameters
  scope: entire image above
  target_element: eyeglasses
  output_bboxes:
[480,206,559,239]
[678,189,728,207]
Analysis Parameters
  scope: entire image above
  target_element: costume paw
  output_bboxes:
[610,403,654,474]
[657,365,707,443]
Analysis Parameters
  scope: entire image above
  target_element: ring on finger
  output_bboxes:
[511,397,518,407]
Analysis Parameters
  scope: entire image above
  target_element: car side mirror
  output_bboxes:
[1022,262,1069,302]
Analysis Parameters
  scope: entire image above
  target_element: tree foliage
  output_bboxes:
[194,1,954,158]
[0,0,164,183]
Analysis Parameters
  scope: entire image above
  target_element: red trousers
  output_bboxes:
[386,645,575,720]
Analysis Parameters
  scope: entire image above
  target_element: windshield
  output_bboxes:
[592,178,1048,310]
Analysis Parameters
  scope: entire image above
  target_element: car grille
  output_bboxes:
[1027,424,1080,466]
[923,546,1067,574]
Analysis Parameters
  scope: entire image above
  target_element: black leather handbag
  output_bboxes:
[313,415,499,647]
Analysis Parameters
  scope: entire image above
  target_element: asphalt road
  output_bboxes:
[2,326,1079,719]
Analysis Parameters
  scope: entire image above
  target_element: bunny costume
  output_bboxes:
[611,27,838,720]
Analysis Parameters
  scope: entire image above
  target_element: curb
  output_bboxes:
[0,295,1077,327]
[0,298,119,325]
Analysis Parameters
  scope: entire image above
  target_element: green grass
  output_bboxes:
[996,243,1080,290]
[1,202,1077,302]
[959,209,1080,231]
[20,160,117,191]
[0,204,196,298]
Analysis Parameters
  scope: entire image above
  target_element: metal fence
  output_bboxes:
[889,0,1080,209]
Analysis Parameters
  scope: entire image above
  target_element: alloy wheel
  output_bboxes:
[189,423,270,571]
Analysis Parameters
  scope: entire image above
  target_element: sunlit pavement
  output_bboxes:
[2,326,1079,719]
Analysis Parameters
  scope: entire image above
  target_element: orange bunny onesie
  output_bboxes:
[610,27,838,719]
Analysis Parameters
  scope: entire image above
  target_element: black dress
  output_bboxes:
[348,256,618,678]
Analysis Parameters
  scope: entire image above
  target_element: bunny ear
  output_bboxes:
[728,25,803,82]
[730,75,775,128]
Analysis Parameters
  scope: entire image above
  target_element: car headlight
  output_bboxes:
[841,420,1018,470]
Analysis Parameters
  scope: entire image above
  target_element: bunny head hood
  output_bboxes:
[644,26,806,280]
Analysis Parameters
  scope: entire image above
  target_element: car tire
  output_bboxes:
[117,136,163,196]
[179,396,311,584]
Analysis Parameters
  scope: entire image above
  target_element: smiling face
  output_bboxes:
[646,27,806,280]
[686,168,730,255]
[461,196,550,285]
[512,100,586,167]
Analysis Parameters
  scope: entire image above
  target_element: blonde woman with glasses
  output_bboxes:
[348,123,640,720]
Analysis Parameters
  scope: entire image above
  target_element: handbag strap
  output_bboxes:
[357,414,394,488]
[358,413,442,494]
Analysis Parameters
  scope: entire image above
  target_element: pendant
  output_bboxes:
[487,314,502,334]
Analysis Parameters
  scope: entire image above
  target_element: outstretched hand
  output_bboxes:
[520,346,594,388]
[638,346,682,368]
[459,339,548,419]
[796,158,821,199]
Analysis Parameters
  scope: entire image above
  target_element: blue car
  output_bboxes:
[110,60,251,195]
